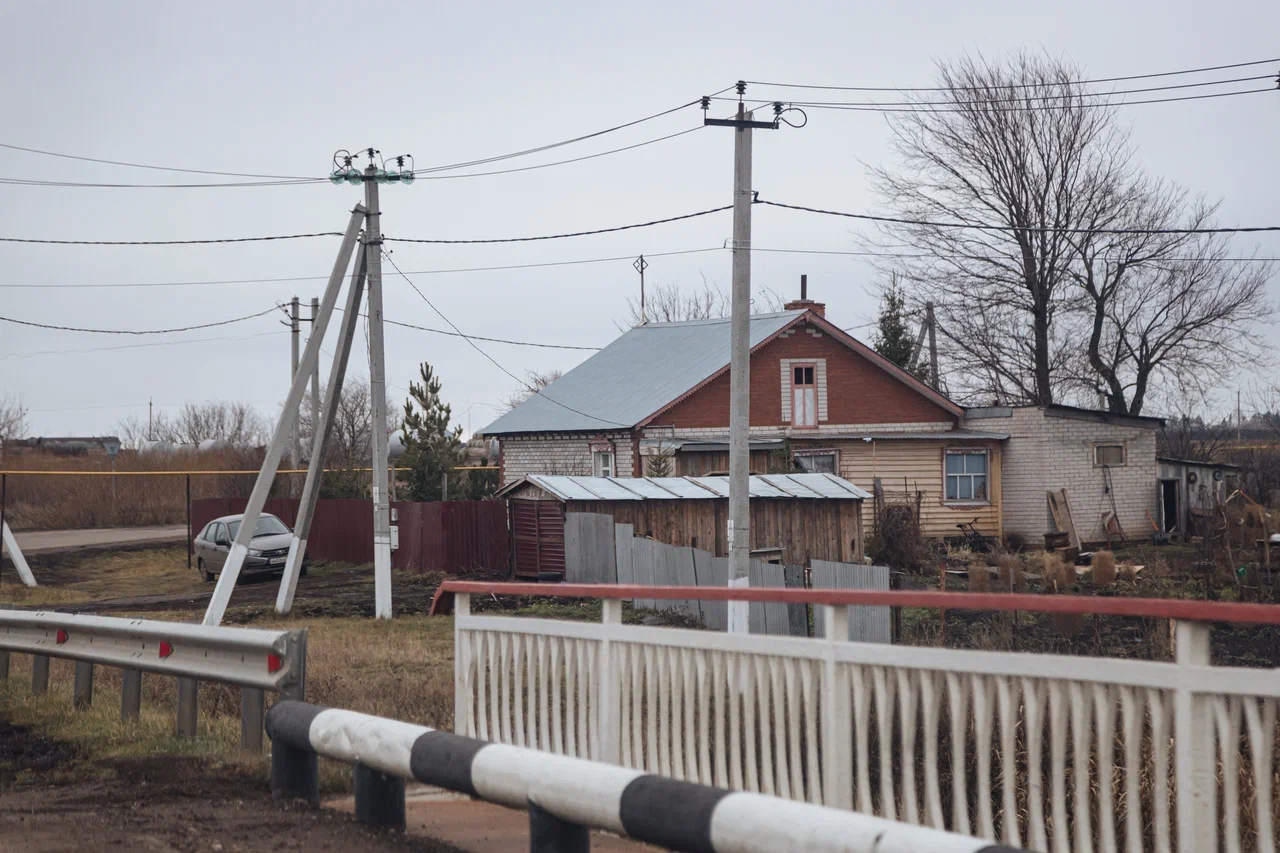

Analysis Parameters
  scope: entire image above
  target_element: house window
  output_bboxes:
[1094,443,1126,467]
[945,450,988,502]
[593,450,615,478]
[794,450,837,473]
[792,364,816,427]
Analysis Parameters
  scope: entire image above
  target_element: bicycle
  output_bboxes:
[956,517,992,553]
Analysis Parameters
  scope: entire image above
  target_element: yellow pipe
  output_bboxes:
[0,467,410,477]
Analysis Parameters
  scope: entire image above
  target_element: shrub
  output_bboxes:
[1092,550,1117,586]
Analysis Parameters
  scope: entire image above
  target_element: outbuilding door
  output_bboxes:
[510,499,566,578]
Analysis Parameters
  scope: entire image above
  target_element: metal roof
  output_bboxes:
[503,473,870,502]
[480,311,804,435]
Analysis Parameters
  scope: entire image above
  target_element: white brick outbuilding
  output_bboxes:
[962,405,1162,546]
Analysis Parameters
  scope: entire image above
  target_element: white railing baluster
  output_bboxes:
[821,605,854,811]
[658,645,672,778]
[551,637,564,756]
[1149,688,1172,853]
[1048,679,1068,853]
[946,671,970,836]
[499,633,512,745]
[784,658,802,802]
[995,675,1019,848]
[670,647,685,782]
[1118,686,1140,853]
[1174,620,1215,853]
[852,664,872,814]
[921,672,945,830]
[1242,697,1275,853]
[896,668,920,825]
[696,650,712,785]
[478,632,492,741]
[714,650,729,789]
[682,648,698,782]
[1069,681,1094,853]
[757,656,775,796]
[872,666,895,820]
[744,655,760,793]
[1213,696,1242,853]
[1093,684,1116,853]
[973,673,995,841]
[514,634,527,748]
[801,659,823,805]
[1023,678,1048,853]
[581,639,594,760]
[565,638,578,758]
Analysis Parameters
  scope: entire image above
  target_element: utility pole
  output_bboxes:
[633,255,648,325]
[310,296,320,462]
[363,153,393,620]
[290,296,301,469]
[926,302,939,390]
[704,84,779,633]
[147,397,153,442]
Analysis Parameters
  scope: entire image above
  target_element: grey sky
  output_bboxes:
[3,0,1277,437]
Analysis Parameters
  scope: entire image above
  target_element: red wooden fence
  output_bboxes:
[190,498,508,574]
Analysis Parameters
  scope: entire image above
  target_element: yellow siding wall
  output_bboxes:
[832,439,1003,541]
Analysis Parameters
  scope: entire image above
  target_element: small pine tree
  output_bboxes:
[399,362,464,502]
[646,448,674,477]
[873,275,922,376]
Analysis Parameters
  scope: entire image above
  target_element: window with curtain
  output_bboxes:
[791,364,816,427]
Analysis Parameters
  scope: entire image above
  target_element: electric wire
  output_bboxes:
[334,306,601,351]
[0,231,341,246]
[757,198,1280,235]
[383,204,732,244]
[0,305,279,335]
[743,57,1280,93]
[0,331,286,360]
[0,177,326,189]
[382,251,629,427]
[0,142,321,180]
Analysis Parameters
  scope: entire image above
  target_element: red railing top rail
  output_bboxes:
[436,580,1280,625]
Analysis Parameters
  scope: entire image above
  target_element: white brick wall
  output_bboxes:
[963,408,1157,545]
[500,431,633,485]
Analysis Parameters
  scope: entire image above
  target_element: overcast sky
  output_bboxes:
[3,0,1277,439]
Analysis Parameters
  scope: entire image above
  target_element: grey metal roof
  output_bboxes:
[504,473,870,501]
[480,311,804,435]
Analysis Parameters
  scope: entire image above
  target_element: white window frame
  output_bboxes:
[793,448,838,474]
[592,450,615,478]
[944,448,990,504]
[791,362,817,428]
[1093,442,1127,467]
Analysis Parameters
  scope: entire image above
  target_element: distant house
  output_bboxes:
[2,436,122,457]
[481,295,1008,540]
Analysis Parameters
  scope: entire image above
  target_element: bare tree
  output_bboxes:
[298,377,400,466]
[146,401,267,447]
[1158,412,1234,462]
[502,369,563,413]
[0,394,28,442]
[623,276,788,326]
[867,51,1131,405]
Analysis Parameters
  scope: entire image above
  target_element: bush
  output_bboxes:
[995,553,1028,592]
[1092,550,1117,586]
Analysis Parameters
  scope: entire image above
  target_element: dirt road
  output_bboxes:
[10,525,187,556]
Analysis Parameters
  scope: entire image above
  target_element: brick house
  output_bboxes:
[482,299,1009,540]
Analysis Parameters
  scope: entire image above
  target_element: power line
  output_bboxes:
[334,306,602,351]
[747,246,1280,262]
[0,305,279,335]
[756,198,1280,235]
[0,177,325,189]
[0,141,320,180]
[382,251,629,427]
[744,56,1280,93]
[384,204,732,245]
[1,331,285,360]
[0,231,342,246]
[0,247,724,289]
[783,86,1276,114]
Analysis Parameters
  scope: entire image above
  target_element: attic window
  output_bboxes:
[592,450,615,478]
[792,364,816,427]
[1094,443,1126,467]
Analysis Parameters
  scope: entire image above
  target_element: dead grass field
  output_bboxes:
[1,545,207,607]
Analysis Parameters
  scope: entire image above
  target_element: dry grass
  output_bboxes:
[995,554,1028,592]
[968,564,990,592]
[2,545,204,606]
[1092,550,1117,587]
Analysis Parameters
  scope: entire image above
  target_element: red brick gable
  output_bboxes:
[650,317,957,428]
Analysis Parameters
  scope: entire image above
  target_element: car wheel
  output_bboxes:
[198,559,214,583]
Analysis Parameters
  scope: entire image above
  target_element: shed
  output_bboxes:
[1156,457,1243,540]
[497,473,869,578]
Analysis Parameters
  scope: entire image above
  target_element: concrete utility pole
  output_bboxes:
[704,84,777,634]
[310,296,320,460]
[364,162,393,620]
[926,301,939,390]
[290,297,301,468]
[633,255,648,325]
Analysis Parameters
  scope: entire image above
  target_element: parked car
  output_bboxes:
[193,513,307,582]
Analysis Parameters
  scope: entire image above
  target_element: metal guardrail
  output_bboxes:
[0,608,306,750]
[266,699,1017,853]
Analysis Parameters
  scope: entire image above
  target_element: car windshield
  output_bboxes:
[227,516,290,539]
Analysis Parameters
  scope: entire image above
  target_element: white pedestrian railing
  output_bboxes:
[441,581,1280,853]
[0,608,306,749]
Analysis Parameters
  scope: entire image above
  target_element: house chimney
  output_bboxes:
[783,273,825,317]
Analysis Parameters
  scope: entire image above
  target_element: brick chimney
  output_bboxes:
[783,274,825,317]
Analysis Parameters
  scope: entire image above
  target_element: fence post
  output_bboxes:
[528,801,590,853]
[120,668,141,720]
[596,598,622,764]
[176,677,199,737]
[73,661,93,709]
[32,654,49,694]
[353,762,406,830]
[1174,619,1214,853]
[453,593,470,735]
[821,604,853,810]
[241,688,265,752]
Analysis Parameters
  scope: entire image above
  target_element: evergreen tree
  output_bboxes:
[399,362,464,502]
[873,276,923,377]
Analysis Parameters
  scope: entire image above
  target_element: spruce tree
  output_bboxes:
[873,276,922,376]
[399,362,464,502]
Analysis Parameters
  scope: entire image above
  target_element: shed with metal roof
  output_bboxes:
[497,473,868,577]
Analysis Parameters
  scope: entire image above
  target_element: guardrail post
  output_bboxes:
[121,668,141,720]
[528,801,590,853]
[821,604,853,810]
[596,598,621,764]
[241,688,265,752]
[32,654,49,694]
[453,593,469,735]
[353,762,406,830]
[176,677,199,737]
[73,661,93,709]
[1174,619,1214,853]
[270,740,319,805]
[282,629,308,702]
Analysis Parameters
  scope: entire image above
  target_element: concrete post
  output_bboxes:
[528,801,590,853]
[364,166,393,620]
[241,688,265,752]
[121,668,141,720]
[821,605,853,809]
[596,599,622,764]
[31,654,49,694]
[73,660,93,709]
[310,295,320,456]
[271,740,320,805]
[176,677,198,738]
[203,204,366,627]
[290,296,301,471]
[727,102,754,634]
[354,762,406,830]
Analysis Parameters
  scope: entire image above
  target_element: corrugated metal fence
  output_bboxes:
[191,498,508,574]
